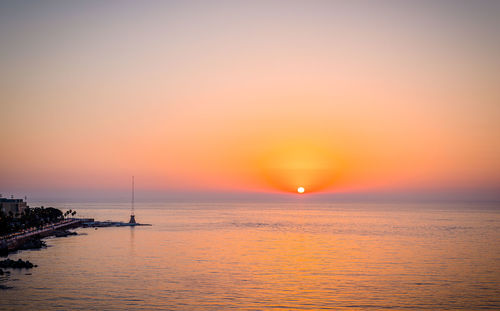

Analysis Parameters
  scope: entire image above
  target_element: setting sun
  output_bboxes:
[1,1,499,310]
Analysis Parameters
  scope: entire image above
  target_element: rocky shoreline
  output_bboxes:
[0,207,85,290]
[17,238,47,250]
[1,221,81,256]
[0,229,80,289]
[53,229,78,237]
[0,258,37,280]
[0,258,37,269]
[1,229,77,254]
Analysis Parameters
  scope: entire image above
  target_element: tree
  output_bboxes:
[0,206,73,236]
[45,207,63,221]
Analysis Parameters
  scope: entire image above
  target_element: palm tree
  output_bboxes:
[64,210,73,219]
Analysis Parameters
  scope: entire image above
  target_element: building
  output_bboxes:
[0,198,28,216]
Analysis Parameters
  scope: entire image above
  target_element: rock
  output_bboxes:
[54,230,77,237]
[18,238,46,250]
[0,258,36,269]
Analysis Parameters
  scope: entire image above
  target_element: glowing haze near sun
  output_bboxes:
[0,1,499,200]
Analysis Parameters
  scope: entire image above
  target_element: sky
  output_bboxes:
[1,0,499,202]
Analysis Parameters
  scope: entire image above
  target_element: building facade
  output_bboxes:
[0,198,28,216]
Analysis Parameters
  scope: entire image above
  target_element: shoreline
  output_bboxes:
[1,217,150,256]
[0,218,91,255]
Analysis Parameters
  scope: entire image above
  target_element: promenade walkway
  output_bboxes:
[0,219,81,243]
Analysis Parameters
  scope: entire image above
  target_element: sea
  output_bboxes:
[1,202,499,310]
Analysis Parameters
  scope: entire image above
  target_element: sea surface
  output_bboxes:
[1,202,500,310]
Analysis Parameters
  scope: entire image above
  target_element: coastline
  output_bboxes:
[0,218,90,256]
[1,217,150,256]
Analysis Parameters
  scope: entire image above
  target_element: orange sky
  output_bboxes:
[1,1,499,201]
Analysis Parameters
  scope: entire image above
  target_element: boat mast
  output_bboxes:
[129,176,136,224]
[132,175,135,216]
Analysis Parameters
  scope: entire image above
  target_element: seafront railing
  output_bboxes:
[0,219,81,242]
